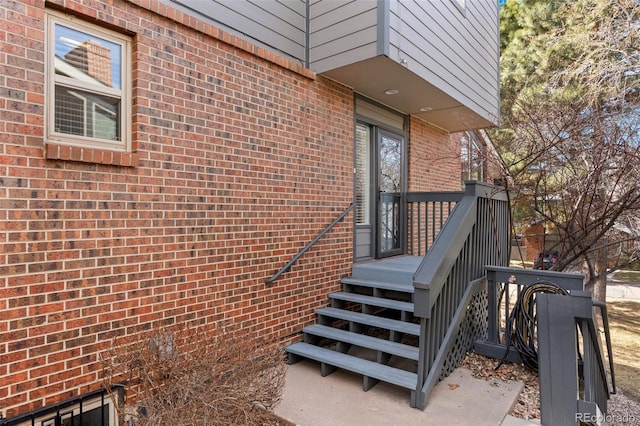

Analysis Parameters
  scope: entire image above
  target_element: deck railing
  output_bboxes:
[475,266,585,363]
[474,267,615,424]
[406,191,464,256]
[537,292,616,425]
[409,181,510,409]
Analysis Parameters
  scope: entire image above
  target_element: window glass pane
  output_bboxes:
[94,103,119,140]
[460,132,485,183]
[60,405,109,426]
[379,134,402,193]
[55,85,121,140]
[54,23,122,90]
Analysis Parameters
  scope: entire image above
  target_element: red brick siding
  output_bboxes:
[1,0,354,417]
[405,117,462,254]
[407,116,462,192]
[1,0,464,418]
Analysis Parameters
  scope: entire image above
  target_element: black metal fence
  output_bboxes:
[0,386,123,426]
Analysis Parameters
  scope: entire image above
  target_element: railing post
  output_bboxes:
[486,268,498,344]
[538,291,597,426]
[463,180,496,197]
[537,292,580,426]
[464,180,478,195]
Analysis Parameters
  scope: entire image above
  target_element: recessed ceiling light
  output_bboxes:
[420,106,433,112]
[384,89,399,95]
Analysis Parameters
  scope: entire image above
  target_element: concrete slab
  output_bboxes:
[500,415,540,426]
[275,360,523,426]
[606,282,640,301]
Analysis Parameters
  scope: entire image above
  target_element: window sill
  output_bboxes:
[45,143,138,167]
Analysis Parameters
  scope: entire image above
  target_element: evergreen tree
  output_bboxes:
[494,0,640,300]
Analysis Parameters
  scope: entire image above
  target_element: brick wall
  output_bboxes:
[407,116,462,192]
[0,0,464,419]
[0,0,354,417]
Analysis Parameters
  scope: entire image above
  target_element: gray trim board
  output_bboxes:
[377,0,389,56]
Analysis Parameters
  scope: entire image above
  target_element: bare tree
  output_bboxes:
[496,0,640,301]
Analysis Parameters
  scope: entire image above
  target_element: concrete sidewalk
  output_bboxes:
[606,281,640,301]
[275,360,532,426]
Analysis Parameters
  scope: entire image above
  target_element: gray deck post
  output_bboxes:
[537,291,594,426]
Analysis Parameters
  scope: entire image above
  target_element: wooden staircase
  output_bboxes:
[286,257,421,396]
[284,183,511,409]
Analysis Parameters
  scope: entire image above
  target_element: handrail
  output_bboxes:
[412,182,509,316]
[265,203,354,284]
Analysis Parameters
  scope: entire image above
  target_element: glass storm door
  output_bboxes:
[355,124,374,260]
[377,129,404,257]
[354,124,404,260]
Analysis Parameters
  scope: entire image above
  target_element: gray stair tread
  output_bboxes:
[303,324,419,360]
[341,277,414,294]
[330,292,414,313]
[317,307,420,336]
[351,257,421,285]
[286,342,418,389]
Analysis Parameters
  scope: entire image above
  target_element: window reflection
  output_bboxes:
[54,24,121,90]
[379,135,401,193]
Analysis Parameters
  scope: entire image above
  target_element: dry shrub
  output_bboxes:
[101,323,287,426]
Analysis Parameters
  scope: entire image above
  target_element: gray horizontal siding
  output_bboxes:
[167,0,307,63]
[389,0,500,122]
[308,0,379,72]
[162,0,499,123]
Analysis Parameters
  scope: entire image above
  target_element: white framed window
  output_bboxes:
[46,10,131,151]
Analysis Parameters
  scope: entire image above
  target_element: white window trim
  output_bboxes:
[46,10,131,152]
[451,0,466,15]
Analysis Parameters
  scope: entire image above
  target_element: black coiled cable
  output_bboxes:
[498,281,569,372]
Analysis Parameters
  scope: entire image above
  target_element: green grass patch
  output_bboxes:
[607,300,640,401]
